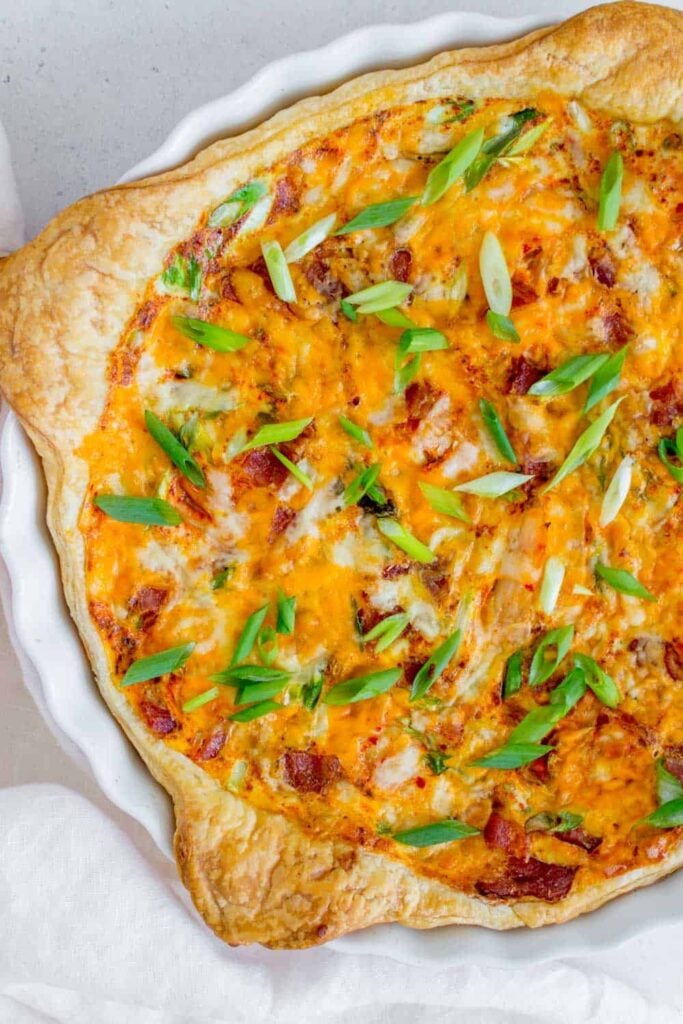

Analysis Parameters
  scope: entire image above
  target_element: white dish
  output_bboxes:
[3,9,681,964]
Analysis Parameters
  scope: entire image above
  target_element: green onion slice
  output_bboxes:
[479,399,517,464]
[340,299,358,322]
[509,704,565,744]
[657,428,683,483]
[595,562,656,602]
[528,354,608,400]
[471,742,554,770]
[394,353,422,394]
[269,446,313,490]
[283,213,336,262]
[344,464,382,506]
[503,649,523,699]
[573,652,621,708]
[182,686,220,713]
[338,414,373,449]
[656,759,683,805]
[398,327,448,354]
[241,417,312,452]
[584,345,628,413]
[276,589,296,635]
[256,625,278,667]
[600,455,633,527]
[479,231,512,316]
[229,700,282,722]
[506,118,551,156]
[216,664,290,687]
[363,612,410,653]
[539,556,565,615]
[93,494,182,526]
[301,676,323,711]
[421,126,485,206]
[418,481,470,523]
[543,398,623,493]
[121,642,195,687]
[323,667,402,706]
[345,280,412,315]
[335,196,417,235]
[145,410,206,489]
[486,311,520,343]
[529,625,574,687]
[464,108,539,191]
[230,604,269,666]
[171,315,251,353]
[261,240,296,302]
[641,798,683,829]
[377,518,435,563]
[597,151,624,232]
[235,678,287,706]
[208,180,267,228]
[410,629,462,701]
[549,666,587,713]
[525,810,583,834]
[375,307,416,328]
[453,471,532,498]
[393,819,480,847]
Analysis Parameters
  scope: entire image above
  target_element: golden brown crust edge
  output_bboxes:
[1,3,683,947]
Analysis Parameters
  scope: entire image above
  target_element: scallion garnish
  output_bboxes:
[94,494,182,526]
[584,345,628,413]
[393,819,480,846]
[529,625,574,687]
[323,667,402,706]
[656,759,683,804]
[363,612,410,653]
[464,108,539,191]
[657,427,683,483]
[229,700,282,722]
[256,625,278,667]
[161,254,202,299]
[301,676,323,711]
[376,518,435,563]
[276,589,296,635]
[269,446,313,490]
[421,126,485,206]
[394,352,422,394]
[543,398,623,493]
[595,562,656,602]
[335,197,417,235]
[418,481,470,523]
[453,471,532,498]
[548,666,587,712]
[573,652,621,707]
[486,311,519,342]
[375,307,416,328]
[539,556,565,615]
[479,231,512,316]
[471,742,554,770]
[525,810,583,834]
[241,417,312,452]
[261,240,296,302]
[397,327,448,354]
[221,665,290,687]
[182,686,220,713]
[502,649,523,698]
[235,678,288,706]
[283,213,336,262]
[171,315,251,353]
[509,704,564,744]
[344,464,382,506]
[641,798,683,829]
[528,354,608,400]
[340,299,358,322]
[506,118,551,156]
[410,629,462,701]
[144,410,206,489]
[479,399,517,464]
[345,280,412,315]
[600,455,633,526]
[338,414,373,449]
[230,604,269,666]
[597,151,624,232]
[208,180,267,228]
[121,642,195,687]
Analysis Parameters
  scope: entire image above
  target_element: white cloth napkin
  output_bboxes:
[1,121,682,1024]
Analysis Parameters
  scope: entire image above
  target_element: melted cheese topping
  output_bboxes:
[80,93,683,902]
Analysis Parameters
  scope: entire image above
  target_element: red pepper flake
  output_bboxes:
[415,776,426,789]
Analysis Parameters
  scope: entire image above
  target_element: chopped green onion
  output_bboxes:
[479,231,512,316]
[393,819,480,846]
[528,354,608,400]
[345,280,412,315]
[584,345,628,413]
[170,315,251,353]
[230,604,269,666]
[211,565,235,591]
[121,642,195,687]
[377,518,435,563]
[394,352,422,394]
[256,625,278,667]
[509,704,564,744]
[657,427,683,483]
[229,700,282,722]
[543,398,623,493]
[145,410,206,489]
[276,589,296,635]
[208,180,267,228]
[464,108,539,191]
[227,759,247,790]
[595,562,656,602]
[283,213,336,262]
[597,151,624,232]
[261,240,296,302]
[398,327,448,354]
[235,678,287,705]
[549,666,587,713]
[506,118,551,156]
[182,686,220,713]
[418,481,470,523]
[188,258,202,302]
[344,464,381,506]
[269,446,313,490]
[375,307,416,328]
[656,759,683,804]
[410,629,462,701]
[421,126,485,206]
[641,798,683,829]
[340,299,358,322]
[94,494,182,526]
[479,399,517,464]
[453,471,532,498]
[539,556,565,615]
[503,649,523,699]
[218,665,290,686]
[335,197,417,235]
[529,625,574,687]
[486,311,519,342]
[600,456,633,527]
[525,810,583,834]
[471,742,553,770]
[573,652,620,708]
[241,417,312,452]
[323,667,402,706]
[363,612,410,653]
[301,676,323,711]
[339,414,373,449]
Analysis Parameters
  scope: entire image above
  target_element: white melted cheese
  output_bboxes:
[286,485,341,544]
[373,744,422,791]
[441,441,480,480]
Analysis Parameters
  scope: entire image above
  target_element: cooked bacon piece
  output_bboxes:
[554,827,602,853]
[511,275,538,308]
[664,641,683,681]
[220,271,240,303]
[128,586,168,632]
[664,746,683,784]
[521,458,554,484]
[169,476,212,522]
[111,345,142,387]
[194,725,227,761]
[390,247,412,282]
[271,175,300,217]
[420,562,449,598]
[404,379,442,430]
[528,752,551,782]
[179,228,224,274]
[382,563,411,579]
[522,243,543,273]
[281,750,343,793]
[139,700,179,736]
[134,300,161,329]
[601,307,633,347]
[588,246,617,288]
[505,356,544,395]
[629,636,663,668]
[650,381,683,428]
[269,504,297,540]
[239,448,288,488]
[476,857,578,902]
[483,812,528,856]
[304,257,344,299]
[89,600,138,673]
[248,255,275,293]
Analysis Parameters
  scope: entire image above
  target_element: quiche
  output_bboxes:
[1,1,682,949]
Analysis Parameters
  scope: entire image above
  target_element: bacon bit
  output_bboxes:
[521,458,554,484]
[304,257,344,299]
[649,381,683,428]
[382,563,411,579]
[601,307,633,347]
[390,247,412,282]
[219,271,240,303]
[269,504,297,540]
[664,641,683,681]
[357,602,403,636]
[89,600,138,673]
[193,724,227,762]
[281,750,344,793]
[127,586,168,632]
[169,476,212,522]
[248,255,275,294]
[401,659,423,686]
[134,300,160,329]
[404,379,442,430]
[484,812,528,856]
[511,275,538,308]
[664,745,683,784]
[415,776,426,789]
[475,856,578,902]
[547,277,560,295]
[522,243,543,273]
[505,356,545,395]
[588,246,617,288]
[528,752,551,783]
[554,827,602,854]
[179,228,224,274]
[420,562,449,598]
[111,345,142,387]
[139,700,179,736]
[238,448,288,489]
[271,176,300,217]
[629,636,663,668]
